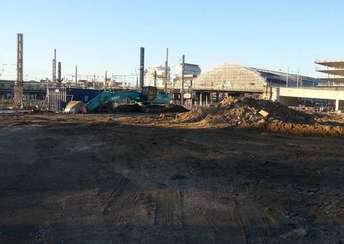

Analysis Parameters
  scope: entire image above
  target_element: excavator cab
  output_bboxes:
[141,86,158,102]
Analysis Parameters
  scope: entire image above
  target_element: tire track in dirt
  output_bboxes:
[180,189,275,244]
[233,195,272,244]
[154,189,175,225]
[177,190,189,244]
[102,176,130,215]
[152,189,187,243]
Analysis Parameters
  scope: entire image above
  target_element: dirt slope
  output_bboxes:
[1,115,344,243]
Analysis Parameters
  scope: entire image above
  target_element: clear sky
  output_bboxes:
[1,0,344,81]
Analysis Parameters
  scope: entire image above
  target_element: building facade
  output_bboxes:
[145,65,171,89]
[316,60,344,86]
[0,80,46,101]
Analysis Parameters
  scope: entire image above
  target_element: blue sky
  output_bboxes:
[1,0,344,81]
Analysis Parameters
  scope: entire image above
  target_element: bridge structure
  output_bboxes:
[266,87,344,111]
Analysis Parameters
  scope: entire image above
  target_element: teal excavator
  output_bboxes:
[86,87,170,113]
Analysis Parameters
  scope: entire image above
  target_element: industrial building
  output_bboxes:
[172,64,318,107]
[173,63,202,89]
[0,79,103,109]
[316,60,344,86]
[0,80,45,101]
[145,65,171,88]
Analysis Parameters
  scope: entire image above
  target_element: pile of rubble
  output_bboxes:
[176,97,314,128]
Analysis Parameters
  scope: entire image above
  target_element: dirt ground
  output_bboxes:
[1,113,344,243]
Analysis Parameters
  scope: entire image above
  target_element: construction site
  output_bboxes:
[2,33,344,244]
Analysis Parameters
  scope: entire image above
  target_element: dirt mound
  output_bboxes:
[176,97,313,128]
[265,121,344,137]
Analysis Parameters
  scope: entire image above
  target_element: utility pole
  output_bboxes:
[14,33,24,108]
[139,47,145,90]
[164,48,169,93]
[181,55,185,105]
[75,66,78,87]
[93,74,96,88]
[154,70,157,88]
[286,67,289,88]
[105,71,108,90]
[300,76,303,88]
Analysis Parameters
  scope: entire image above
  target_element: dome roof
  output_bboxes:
[193,64,267,92]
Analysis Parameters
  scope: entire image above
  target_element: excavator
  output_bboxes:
[85,86,170,113]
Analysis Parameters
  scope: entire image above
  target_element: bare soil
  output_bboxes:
[1,113,344,243]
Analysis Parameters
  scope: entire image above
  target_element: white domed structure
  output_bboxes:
[192,64,317,92]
